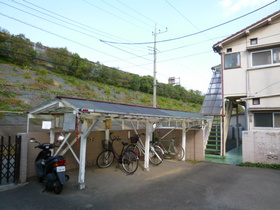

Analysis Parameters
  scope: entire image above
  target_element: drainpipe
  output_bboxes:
[236,104,239,149]
[221,52,226,156]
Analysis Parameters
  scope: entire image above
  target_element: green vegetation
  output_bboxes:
[0,28,205,113]
[238,162,280,170]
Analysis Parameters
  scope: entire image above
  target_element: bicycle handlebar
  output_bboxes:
[109,132,119,140]
[111,136,121,141]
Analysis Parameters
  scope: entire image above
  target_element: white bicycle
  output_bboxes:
[127,133,164,166]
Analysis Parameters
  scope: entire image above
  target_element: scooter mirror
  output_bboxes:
[29,138,36,143]
[58,136,64,141]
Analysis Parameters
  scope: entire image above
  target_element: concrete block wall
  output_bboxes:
[20,132,50,182]
[156,129,205,161]
[186,130,205,161]
[243,131,280,164]
[20,128,205,182]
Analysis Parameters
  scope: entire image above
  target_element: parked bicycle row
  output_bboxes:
[96,132,185,174]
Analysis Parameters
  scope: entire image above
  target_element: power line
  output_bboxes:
[165,0,202,32]
[165,0,210,40]
[22,0,134,42]
[2,2,101,40]
[100,0,277,45]
[1,1,153,63]
[0,12,150,70]
[116,0,158,26]
[160,35,228,53]
[128,50,213,68]
[9,0,151,55]
[15,0,110,40]
[83,0,148,32]
[100,0,154,29]
[21,0,148,52]
[102,41,152,62]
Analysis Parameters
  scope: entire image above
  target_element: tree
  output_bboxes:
[7,34,37,65]
[130,74,141,91]
[45,47,71,74]
[140,76,153,93]
[0,28,10,59]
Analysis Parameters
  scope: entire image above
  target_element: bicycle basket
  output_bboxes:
[130,136,139,143]
[102,140,111,150]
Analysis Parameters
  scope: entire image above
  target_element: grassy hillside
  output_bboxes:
[0,63,202,114]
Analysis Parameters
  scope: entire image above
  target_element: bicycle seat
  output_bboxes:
[122,142,128,146]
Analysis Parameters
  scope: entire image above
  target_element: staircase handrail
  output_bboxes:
[204,116,214,149]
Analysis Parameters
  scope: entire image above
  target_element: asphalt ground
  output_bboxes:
[1,160,280,210]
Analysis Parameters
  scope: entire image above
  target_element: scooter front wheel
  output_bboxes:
[53,180,63,194]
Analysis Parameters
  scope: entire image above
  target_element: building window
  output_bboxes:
[254,112,280,128]
[253,98,260,105]
[275,113,280,128]
[227,48,232,53]
[225,52,240,69]
[273,48,280,64]
[252,48,280,67]
[250,38,258,45]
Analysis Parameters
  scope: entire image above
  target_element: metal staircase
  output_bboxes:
[200,65,224,158]
[205,116,221,156]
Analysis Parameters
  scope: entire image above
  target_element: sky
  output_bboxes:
[0,0,279,93]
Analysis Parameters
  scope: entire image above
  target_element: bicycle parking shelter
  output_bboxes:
[27,96,208,189]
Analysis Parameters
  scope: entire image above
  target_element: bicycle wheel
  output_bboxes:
[96,150,114,168]
[122,150,138,174]
[127,144,141,158]
[149,145,164,166]
[172,145,185,161]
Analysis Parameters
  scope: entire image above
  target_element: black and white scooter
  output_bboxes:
[30,136,69,194]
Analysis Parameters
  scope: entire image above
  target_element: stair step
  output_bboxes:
[205,148,220,152]
[205,154,225,159]
[209,135,221,138]
[207,144,221,147]
[208,139,221,142]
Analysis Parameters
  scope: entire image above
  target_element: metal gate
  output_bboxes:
[0,135,21,185]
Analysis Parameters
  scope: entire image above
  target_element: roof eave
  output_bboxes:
[213,10,280,53]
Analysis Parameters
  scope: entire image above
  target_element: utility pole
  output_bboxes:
[152,24,167,108]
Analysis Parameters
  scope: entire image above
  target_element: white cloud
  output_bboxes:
[220,0,233,8]
[219,0,271,15]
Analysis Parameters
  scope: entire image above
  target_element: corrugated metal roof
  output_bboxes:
[200,68,222,116]
[29,96,207,121]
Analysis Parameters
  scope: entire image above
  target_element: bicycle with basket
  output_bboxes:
[127,133,164,166]
[96,132,138,174]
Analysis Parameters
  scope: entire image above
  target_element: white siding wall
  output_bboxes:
[220,18,280,99]
[247,67,280,98]
[246,21,280,47]
[221,38,248,97]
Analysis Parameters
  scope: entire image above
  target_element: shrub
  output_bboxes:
[238,162,280,170]
[36,76,54,85]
